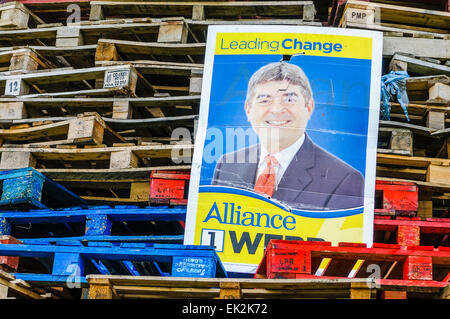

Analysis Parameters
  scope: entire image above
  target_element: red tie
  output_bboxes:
[254,155,278,197]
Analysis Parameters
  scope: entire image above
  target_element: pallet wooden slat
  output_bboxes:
[89,1,316,20]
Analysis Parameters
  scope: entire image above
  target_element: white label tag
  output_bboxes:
[103,69,130,88]
[5,79,22,96]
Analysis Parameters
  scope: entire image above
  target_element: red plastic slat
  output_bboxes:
[338,242,367,248]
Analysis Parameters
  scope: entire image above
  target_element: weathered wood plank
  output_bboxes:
[97,38,205,57]
[91,1,315,19]
[383,37,450,60]
[390,54,450,76]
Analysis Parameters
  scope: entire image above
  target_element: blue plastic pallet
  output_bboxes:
[0,168,87,210]
[0,205,186,241]
[0,242,227,287]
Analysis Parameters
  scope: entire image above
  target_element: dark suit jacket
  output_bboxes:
[212,134,364,211]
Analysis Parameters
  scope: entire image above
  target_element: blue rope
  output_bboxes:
[380,70,410,121]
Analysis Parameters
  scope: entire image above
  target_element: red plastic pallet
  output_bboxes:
[0,235,22,272]
[375,180,418,216]
[374,216,450,247]
[255,240,450,291]
[149,171,190,205]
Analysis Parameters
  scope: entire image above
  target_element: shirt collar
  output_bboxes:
[259,134,305,169]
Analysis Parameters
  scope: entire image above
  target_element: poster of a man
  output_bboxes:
[212,61,365,211]
[184,26,382,274]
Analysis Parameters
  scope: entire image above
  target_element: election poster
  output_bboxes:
[184,26,382,274]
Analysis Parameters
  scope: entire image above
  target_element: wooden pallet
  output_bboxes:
[0,61,205,98]
[96,38,205,64]
[86,276,380,299]
[12,0,92,25]
[0,18,321,50]
[377,121,449,160]
[377,126,413,156]
[0,64,140,98]
[390,54,450,77]
[0,96,200,119]
[0,143,193,170]
[338,0,450,33]
[89,1,317,21]
[255,240,450,299]
[62,168,191,206]
[0,112,125,147]
[0,268,43,299]
[405,75,450,104]
[376,153,450,188]
[328,0,450,27]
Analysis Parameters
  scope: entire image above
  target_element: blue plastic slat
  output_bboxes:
[91,260,110,275]
[122,261,140,276]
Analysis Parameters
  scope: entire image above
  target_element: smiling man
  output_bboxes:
[212,62,365,211]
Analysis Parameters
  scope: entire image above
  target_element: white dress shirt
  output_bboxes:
[256,134,305,190]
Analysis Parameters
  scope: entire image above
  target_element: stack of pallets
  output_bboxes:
[0,0,448,300]
[330,0,450,220]
[0,0,330,299]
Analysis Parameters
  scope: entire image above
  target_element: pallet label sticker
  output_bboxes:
[184,26,383,274]
[103,69,130,88]
[4,79,24,96]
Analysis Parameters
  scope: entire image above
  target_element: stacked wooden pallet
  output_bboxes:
[330,0,450,219]
[0,0,448,300]
[0,0,326,205]
[0,0,334,300]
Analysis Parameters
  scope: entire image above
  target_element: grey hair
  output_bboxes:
[246,62,313,106]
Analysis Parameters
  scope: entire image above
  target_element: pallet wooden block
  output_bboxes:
[0,102,27,120]
[377,127,413,156]
[426,163,450,184]
[0,167,86,209]
[0,48,46,75]
[428,82,450,102]
[55,26,84,47]
[406,75,450,103]
[0,1,44,30]
[158,19,188,44]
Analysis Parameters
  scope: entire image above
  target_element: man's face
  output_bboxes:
[245,80,314,153]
